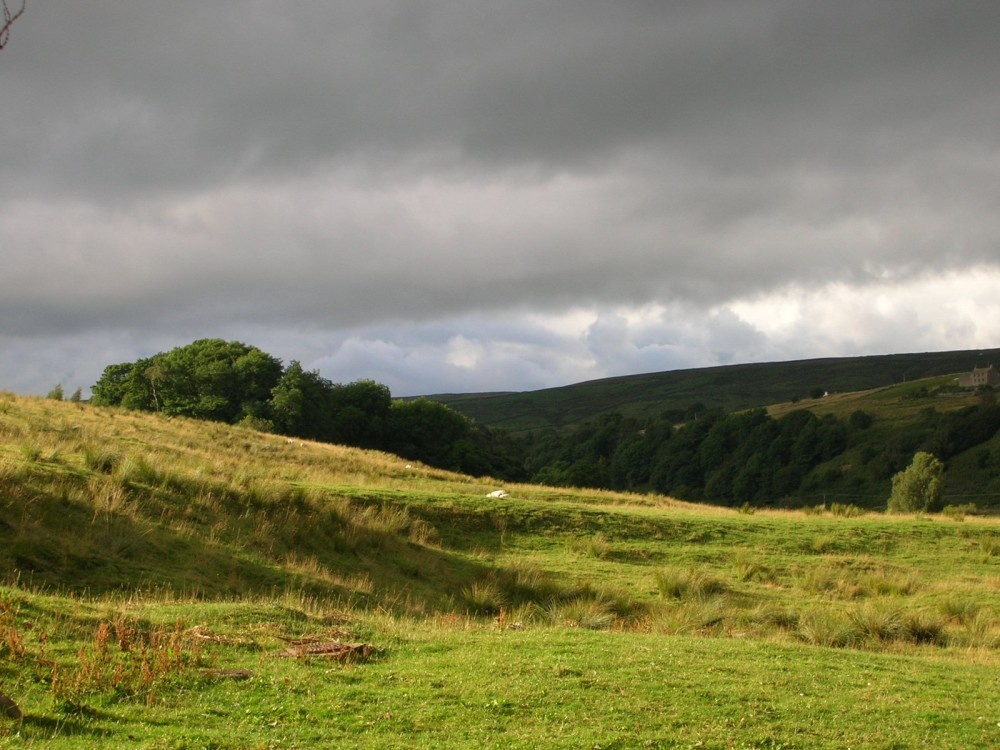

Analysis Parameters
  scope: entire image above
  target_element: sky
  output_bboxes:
[2,1,999,398]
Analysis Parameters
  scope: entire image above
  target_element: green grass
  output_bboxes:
[1,594,998,748]
[1,392,999,747]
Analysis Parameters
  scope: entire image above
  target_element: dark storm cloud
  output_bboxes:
[2,1,1000,395]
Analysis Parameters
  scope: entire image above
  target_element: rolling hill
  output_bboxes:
[427,347,1000,434]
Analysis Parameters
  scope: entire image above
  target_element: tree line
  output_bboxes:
[519,391,1000,508]
[90,339,523,478]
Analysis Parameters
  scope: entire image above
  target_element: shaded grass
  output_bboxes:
[2,593,998,749]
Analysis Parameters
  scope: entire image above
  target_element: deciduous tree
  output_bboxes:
[888,451,944,513]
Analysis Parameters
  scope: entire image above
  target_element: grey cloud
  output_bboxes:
[3,2,1000,397]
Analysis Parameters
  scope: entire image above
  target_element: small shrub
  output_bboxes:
[237,415,275,433]
[888,452,944,513]
[738,502,756,515]
[849,410,874,430]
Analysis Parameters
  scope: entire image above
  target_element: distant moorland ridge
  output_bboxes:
[427,348,1000,433]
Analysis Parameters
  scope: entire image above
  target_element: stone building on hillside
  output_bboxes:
[957,365,1000,389]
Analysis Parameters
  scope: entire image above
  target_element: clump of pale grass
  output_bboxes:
[959,611,1000,649]
[648,598,729,636]
[860,568,920,597]
[900,610,947,646]
[114,454,160,488]
[732,551,774,583]
[979,536,1000,561]
[654,567,727,601]
[574,532,613,559]
[545,595,617,630]
[743,603,800,633]
[940,597,981,624]
[407,518,441,547]
[461,580,508,616]
[83,445,121,474]
[18,441,42,462]
[799,563,863,599]
[796,608,858,648]
[849,602,905,644]
[807,534,838,554]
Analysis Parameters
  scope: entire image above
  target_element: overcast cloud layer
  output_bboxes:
[3,2,1000,397]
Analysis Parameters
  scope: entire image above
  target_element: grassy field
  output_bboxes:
[1,393,999,747]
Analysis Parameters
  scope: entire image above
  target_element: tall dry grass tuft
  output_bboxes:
[50,617,206,709]
[647,598,730,637]
[796,608,858,648]
[654,567,727,601]
[461,579,508,616]
[546,595,618,630]
[568,533,613,559]
[849,602,905,644]
[0,599,27,660]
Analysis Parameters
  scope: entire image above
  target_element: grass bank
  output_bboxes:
[0,393,998,746]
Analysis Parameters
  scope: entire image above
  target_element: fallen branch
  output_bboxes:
[277,641,376,662]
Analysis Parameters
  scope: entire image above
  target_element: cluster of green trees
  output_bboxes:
[520,408,854,505]
[518,390,1000,507]
[90,339,523,478]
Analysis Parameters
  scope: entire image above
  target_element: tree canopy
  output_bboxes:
[91,339,522,480]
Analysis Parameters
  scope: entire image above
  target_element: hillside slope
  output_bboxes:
[1,392,999,747]
[428,348,1000,433]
